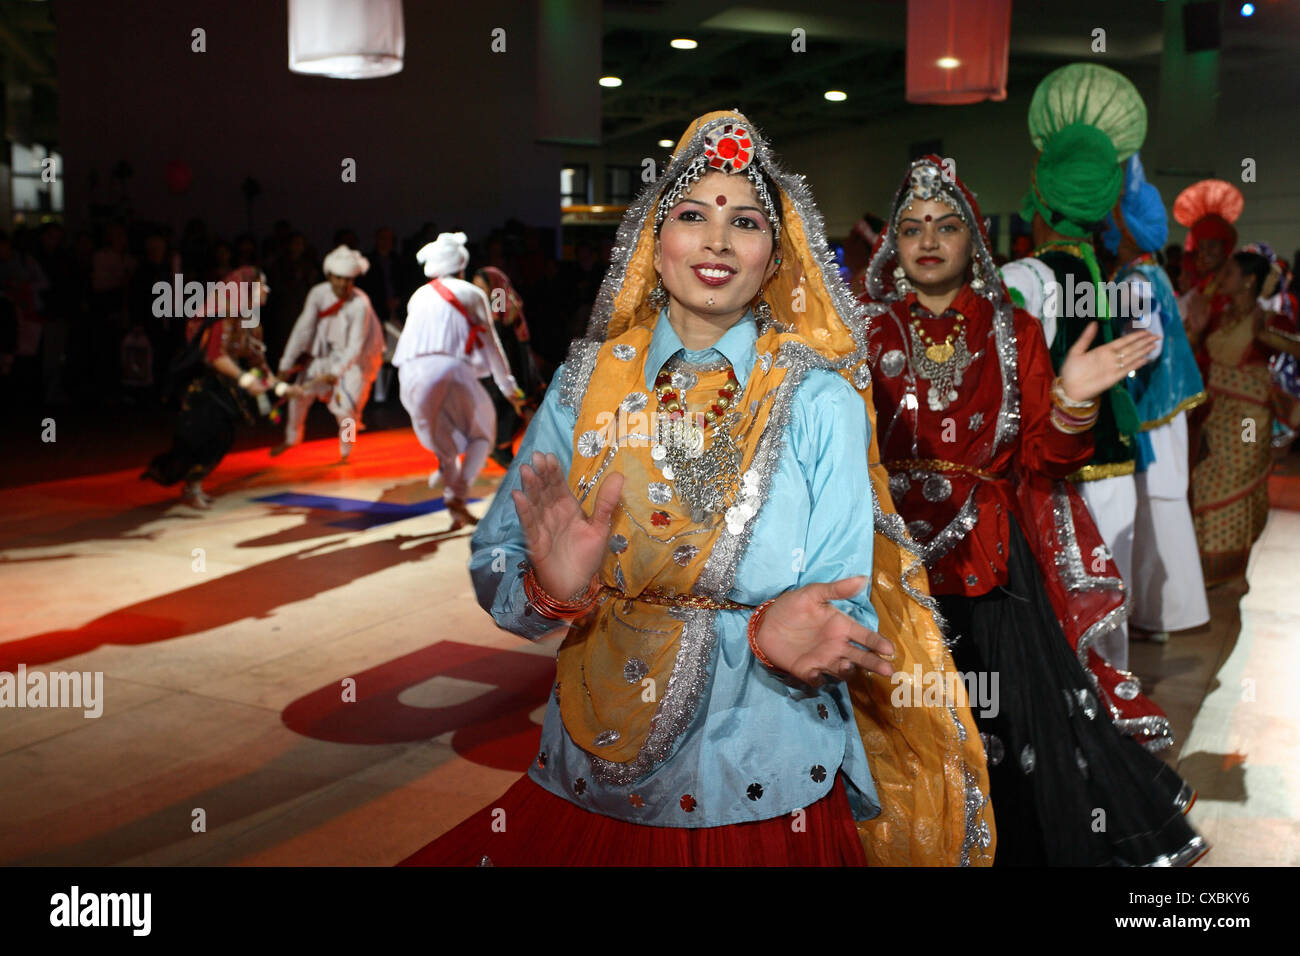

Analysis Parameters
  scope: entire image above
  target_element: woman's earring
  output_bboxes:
[892,264,911,294]
[648,276,668,309]
[754,292,773,324]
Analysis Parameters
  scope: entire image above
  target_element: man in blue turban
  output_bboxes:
[1104,153,1209,642]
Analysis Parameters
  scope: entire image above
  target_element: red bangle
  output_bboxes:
[747,598,779,669]
[522,565,600,620]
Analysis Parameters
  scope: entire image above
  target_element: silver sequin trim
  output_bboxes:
[1115,678,1140,700]
[612,343,637,361]
[593,729,622,747]
[906,519,933,542]
[647,482,673,505]
[577,429,605,458]
[672,544,699,566]
[609,533,628,553]
[879,349,906,377]
[621,391,648,413]
[898,491,979,566]
[960,765,991,867]
[852,361,872,389]
[670,369,698,391]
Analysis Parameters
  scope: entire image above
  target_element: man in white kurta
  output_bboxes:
[392,232,522,529]
[275,246,384,461]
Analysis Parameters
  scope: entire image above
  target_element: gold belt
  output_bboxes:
[1067,460,1136,482]
[602,585,753,611]
[884,458,1005,480]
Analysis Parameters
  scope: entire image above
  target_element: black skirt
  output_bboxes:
[937,516,1206,866]
[143,372,250,486]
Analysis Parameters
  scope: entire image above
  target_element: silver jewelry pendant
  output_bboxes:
[754,297,772,323]
[648,278,668,309]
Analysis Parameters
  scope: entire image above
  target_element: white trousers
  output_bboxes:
[1131,413,1211,631]
[284,356,380,455]
[399,354,496,501]
[1075,472,1137,671]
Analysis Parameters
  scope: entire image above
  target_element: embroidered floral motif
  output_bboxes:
[628,793,645,808]
[746,782,764,801]
[810,765,827,783]
[650,511,671,528]
[680,794,697,812]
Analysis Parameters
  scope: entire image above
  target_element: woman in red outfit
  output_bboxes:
[860,157,1206,865]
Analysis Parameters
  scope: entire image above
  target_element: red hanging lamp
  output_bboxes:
[906,0,1012,105]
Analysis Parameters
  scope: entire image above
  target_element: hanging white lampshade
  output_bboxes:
[288,0,404,79]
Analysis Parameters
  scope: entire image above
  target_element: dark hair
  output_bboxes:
[1233,251,1270,295]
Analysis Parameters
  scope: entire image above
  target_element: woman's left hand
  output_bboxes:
[1059,322,1160,402]
[753,576,895,687]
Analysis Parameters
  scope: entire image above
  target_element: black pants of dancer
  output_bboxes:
[144,373,247,485]
[937,516,1204,867]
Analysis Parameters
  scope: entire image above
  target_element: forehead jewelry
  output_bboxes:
[895,160,962,226]
[654,118,780,245]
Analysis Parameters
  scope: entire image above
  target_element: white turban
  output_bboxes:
[416,232,470,279]
[323,245,369,278]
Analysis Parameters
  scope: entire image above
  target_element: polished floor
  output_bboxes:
[1,417,1297,866]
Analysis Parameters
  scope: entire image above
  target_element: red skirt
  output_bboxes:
[399,773,867,866]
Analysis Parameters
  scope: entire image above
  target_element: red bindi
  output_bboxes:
[715,194,727,206]
[924,214,932,222]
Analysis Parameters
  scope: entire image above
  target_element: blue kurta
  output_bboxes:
[468,313,883,827]
[1118,260,1206,470]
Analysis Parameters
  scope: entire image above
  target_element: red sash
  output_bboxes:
[429,278,482,354]
[318,295,349,319]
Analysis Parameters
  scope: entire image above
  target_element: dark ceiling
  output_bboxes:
[596,0,1295,149]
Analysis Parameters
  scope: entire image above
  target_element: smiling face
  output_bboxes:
[895,198,973,294]
[653,170,778,320]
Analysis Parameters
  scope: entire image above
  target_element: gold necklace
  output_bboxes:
[909,310,966,364]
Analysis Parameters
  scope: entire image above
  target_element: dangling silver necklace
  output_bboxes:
[906,305,973,412]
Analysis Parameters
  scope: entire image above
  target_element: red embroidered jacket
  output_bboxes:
[867,285,1093,597]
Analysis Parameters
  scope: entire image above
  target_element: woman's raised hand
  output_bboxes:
[753,575,895,687]
[1059,321,1159,403]
[511,451,624,600]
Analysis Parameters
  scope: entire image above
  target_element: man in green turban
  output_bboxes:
[1021,123,1123,241]
[999,63,1148,671]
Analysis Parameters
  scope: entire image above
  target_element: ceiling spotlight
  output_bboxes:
[824,90,847,102]
[599,76,622,88]
[1240,3,1254,15]
[670,38,698,50]
[937,56,961,69]
[658,139,674,147]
